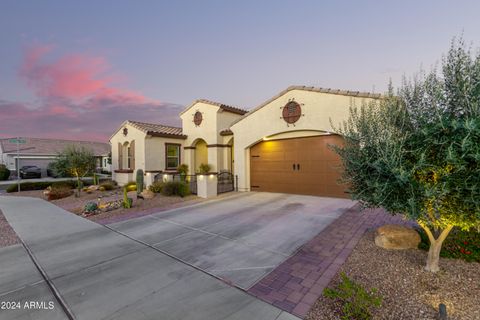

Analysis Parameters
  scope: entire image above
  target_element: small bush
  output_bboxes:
[323,273,382,320]
[99,186,105,191]
[149,181,164,193]
[0,164,11,181]
[177,164,189,174]
[197,163,211,174]
[48,186,73,201]
[84,202,98,213]
[100,181,115,191]
[161,181,190,197]
[418,227,480,263]
[5,179,94,193]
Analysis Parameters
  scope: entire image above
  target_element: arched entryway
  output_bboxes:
[193,138,208,172]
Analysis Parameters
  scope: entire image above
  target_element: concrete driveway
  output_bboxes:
[110,192,354,289]
[0,193,353,320]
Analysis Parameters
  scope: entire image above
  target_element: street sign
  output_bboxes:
[9,138,26,144]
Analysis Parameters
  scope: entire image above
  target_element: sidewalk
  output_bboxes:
[0,196,298,320]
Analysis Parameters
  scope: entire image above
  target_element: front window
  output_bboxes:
[166,144,180,170]
[127,147,132,169]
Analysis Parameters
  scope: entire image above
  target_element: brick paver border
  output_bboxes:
[247,204,412,318]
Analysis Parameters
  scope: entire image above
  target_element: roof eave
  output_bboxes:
[147,131,188,139]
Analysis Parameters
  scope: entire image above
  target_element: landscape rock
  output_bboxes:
[87,185,99,191]
[141,190,155,199]
[375,224,420,250]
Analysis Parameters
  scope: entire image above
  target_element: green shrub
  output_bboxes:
[161,181,190,197]
[122,187,133,208]
[47,186,73,201]
[5,179,95,193]
[0,164,11,181]
[197,163,211,174]
[418,227,480,263]
[99,181,115,191]
[84,201,98,213]
[324,273,382,320]
[149,181,164,193]
[136,169,144,194]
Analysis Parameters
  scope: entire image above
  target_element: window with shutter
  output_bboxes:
[118,143,123,169]
[130,140,135,170]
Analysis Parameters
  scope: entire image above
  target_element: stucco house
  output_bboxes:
[0,137,111,177]
[110,86,380,198]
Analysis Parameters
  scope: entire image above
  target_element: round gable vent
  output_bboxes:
[193,111,203,126]
[282,101,302,124]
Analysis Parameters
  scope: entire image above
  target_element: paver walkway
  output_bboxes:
[248,205,412,318]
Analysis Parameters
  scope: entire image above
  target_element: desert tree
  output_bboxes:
[53,145,96,192]
[332,38,480,272]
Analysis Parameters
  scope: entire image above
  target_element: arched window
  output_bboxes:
[118,140,135,170]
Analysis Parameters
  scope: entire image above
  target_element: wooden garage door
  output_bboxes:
[250,135,348,198]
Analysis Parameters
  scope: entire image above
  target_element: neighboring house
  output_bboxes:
[0,138,111,177]
[111,86,381,197]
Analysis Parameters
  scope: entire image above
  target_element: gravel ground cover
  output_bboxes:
[306,232,480,320]
[6,189,203,225]
[0,209,20,247]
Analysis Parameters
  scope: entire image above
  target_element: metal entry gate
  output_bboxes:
[217,172,234,194]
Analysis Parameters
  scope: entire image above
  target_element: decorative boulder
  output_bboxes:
[87,185,99,191]
[375,224,420,250]
[43,187,51,197]
[141,189,155,199]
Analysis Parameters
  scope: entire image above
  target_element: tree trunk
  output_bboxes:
[419,223,454,272]
[76,174,81,193]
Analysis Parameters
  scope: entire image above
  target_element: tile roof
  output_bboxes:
[231,85,382,126]
[127,120,187,139]
[0,137,110,156]
[180,99,248,116]
[287,85,381,98]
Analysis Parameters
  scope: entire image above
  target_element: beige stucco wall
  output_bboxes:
[181,102,220,146]
[230,89,379,191]
[144,136,185,172]
[181,101,243,173]
[110,123,146,176]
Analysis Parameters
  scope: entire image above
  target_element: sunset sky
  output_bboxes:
[1,1,479,142]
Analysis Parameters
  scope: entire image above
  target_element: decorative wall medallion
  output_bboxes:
[282,101,302,125]
[123,127,128,136]
[193,111,203,126]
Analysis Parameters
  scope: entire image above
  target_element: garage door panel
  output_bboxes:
[250,135,348,198]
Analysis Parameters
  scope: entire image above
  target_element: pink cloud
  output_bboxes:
[0,45,182,142]
[19,45,145,103]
